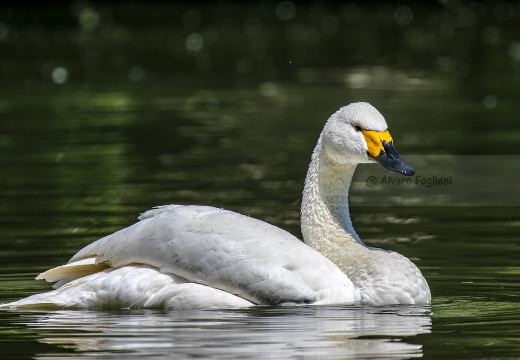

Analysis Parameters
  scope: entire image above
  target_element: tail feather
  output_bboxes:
[36,258,111,289]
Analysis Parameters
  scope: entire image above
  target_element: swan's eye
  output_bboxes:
[354,125,362,132]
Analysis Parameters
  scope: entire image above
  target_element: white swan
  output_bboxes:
[3,102,430,310]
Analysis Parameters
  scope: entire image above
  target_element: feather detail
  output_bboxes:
[36,258,111,289]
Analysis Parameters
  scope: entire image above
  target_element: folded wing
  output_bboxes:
[39,205,359,306]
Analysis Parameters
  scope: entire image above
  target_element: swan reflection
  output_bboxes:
[19,306,431,359]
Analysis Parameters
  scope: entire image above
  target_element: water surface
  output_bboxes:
[1,3,519,359]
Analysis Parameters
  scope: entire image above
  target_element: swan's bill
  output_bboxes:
[374,140,415,176]
[360,128,415,176]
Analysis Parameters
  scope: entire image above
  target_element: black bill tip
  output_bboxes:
[373,141,415,176]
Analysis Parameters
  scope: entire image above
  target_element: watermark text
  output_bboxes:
[366,175,453,188]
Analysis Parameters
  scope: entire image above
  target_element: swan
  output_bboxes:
[3,102,430,310]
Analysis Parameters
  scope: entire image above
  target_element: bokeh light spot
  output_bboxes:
[275,1,296,21]
[483,95,497,109]
[186,33,204,53]
[394,6,413,26]
[51,67,68,84]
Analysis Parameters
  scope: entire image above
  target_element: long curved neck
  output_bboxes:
[301,135,366,257]
[300,128,431,306]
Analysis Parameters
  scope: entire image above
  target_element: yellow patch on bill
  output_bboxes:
[360,128,393,158]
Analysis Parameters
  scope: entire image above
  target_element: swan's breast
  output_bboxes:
[346,249,431,306]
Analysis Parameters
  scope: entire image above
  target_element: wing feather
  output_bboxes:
[67,205,358,305]
[36,258,110,289]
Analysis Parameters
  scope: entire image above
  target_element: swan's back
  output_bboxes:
[58,205,359,306]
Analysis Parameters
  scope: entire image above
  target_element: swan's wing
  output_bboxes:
[6,266,253,310]
[64,205,358,305]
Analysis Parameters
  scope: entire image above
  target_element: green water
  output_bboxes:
[1,2,520,359]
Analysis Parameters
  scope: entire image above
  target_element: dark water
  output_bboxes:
[1,2,520,359]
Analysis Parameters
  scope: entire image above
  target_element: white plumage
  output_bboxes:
[3,102,430,310]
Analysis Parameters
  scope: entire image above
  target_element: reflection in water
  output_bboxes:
[20,306,431,359]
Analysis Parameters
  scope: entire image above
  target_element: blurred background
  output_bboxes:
[3,0,520,102]
[1,1,520,358]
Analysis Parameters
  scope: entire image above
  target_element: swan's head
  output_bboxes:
[321,102,414,176]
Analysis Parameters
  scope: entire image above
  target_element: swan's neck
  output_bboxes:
[301,135,365,256]
[300,133,431,305]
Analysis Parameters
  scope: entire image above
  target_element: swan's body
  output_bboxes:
[3,102,430,310]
